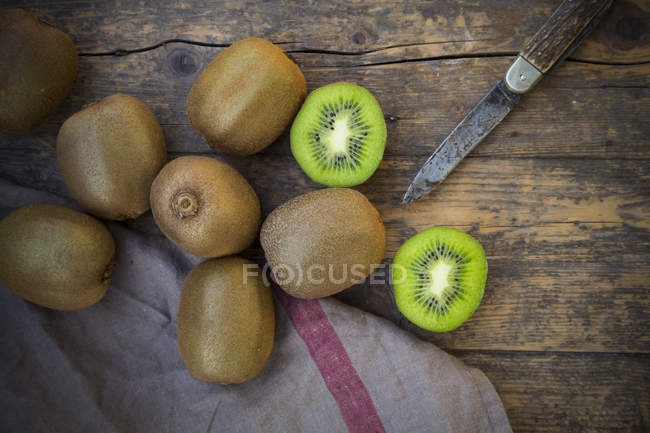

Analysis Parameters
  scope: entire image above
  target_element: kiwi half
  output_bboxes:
[290,83,387,187]
[392,227,487,332]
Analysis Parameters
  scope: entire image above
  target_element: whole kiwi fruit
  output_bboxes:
[150,156,261,258]
[0,9,78,133]
[177,256,275,383]
[57,94,167,220]
[186,37,306,156]
[260,188,386,299]
[0,204,115,310]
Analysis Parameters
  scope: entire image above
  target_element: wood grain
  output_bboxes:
[339,221,650,353]
[2,151,647,227]
[15,0,650,65]
[0,0,648,430]
[458,350,650,433]
[2,148,648,352]
[1,56,648,159]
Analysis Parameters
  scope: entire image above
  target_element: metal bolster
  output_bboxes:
[505,56,543,94]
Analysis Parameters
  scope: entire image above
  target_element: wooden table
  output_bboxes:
[1,1,648,431]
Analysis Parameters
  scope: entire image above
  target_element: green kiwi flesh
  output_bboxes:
[177,256,275,383]
[260,188,386,299]
[187,37,306,156]
[0,9,78,133]
[392,227,487,332]
[0,204,116,310]
[150,156,261,258]
[291,83,387,187]
[57,94,167,221]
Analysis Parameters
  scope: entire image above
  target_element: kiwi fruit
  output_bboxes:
[0,9,78,133]
[0,204,115,310]
[177,256,275,383]
[392,227,487,332]
[260,188,386,299]
[186,37,306,156]
[290,83,387,187]
[150,156,261,258]
[57,94,167,221]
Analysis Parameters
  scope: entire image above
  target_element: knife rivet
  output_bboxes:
[520,73,528,82]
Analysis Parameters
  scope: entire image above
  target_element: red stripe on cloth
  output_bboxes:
[273,284,387,433]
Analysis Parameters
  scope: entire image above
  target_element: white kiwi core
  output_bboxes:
[427,261,453,298]
[323,116,352,154]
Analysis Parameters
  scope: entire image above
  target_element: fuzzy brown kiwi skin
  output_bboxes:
[0,9,78,133]
[0,204,116,311]
[260,188,386,299]
[150,156,261,258]
[177,257,275,384]
[57,94,167,221]
[186,37,307,156]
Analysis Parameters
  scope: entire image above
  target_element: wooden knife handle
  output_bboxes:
[521,0,611,74]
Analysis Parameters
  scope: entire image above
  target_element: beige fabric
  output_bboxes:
[0,180,511,433]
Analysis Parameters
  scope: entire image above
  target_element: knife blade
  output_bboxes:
[402,0,612,205]
[401,80,519,205]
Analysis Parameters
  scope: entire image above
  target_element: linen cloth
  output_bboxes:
[0,180,511,433]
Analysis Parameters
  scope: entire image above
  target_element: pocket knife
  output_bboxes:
[402,0,613,204]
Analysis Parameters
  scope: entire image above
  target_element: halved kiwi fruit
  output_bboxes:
[290,83,387,187]
[392,227,487,332]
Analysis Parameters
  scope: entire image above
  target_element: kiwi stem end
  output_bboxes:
[172,191,199,219]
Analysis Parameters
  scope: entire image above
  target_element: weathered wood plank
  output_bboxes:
[2,151,647,228]
[1,1,649,430]
[456,350,650,432]
[1,150,648,352]
[1,55,648,159]
[339,221,650,353]
[9,0,649,64]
